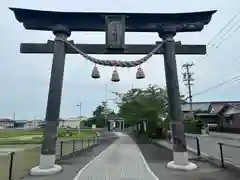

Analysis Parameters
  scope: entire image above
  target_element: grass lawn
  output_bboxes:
[0,155,9,180]
[0,128,43,138]
[0,128,102,145]
[0,130,100,180]
[0,142,92,180]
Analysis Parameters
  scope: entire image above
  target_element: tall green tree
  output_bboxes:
[113,84,170,135]
[86,102,116,128]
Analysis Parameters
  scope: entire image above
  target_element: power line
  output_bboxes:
[192,11,240,63]
[207,12,239,47]
[184,75,240,100]
[214,22,240,48]
[182,11,240,101]
[183,54,240,101]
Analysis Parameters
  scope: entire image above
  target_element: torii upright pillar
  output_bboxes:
[10,7,216,175]
[160,31,193,169]
[35,25,70,174]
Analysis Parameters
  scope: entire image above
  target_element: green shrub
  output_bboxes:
[184,120,202,134]
[58,131,66,137]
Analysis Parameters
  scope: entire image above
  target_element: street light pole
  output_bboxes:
[76,102,82,131]
[13,112,15,121]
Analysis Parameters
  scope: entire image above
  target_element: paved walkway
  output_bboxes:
[73,132,157,180]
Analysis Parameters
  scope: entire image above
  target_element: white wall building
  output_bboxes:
[59,117,80,128]
[24,120,43,129]
[0,119,15,128]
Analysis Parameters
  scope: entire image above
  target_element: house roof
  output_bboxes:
[181,102,210,112]
[210,102,240,114]
[182,101,240,113]
[210,103,225,114]
[223,105,240,116]
[195,112,218,117]
[195,102,240,117]
[0,118,15,123]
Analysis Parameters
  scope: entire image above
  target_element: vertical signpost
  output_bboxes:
[10,7,216,175]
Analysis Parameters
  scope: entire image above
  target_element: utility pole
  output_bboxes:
[104,83,110,131]
[103,83,117,131]
[182,62,195,113]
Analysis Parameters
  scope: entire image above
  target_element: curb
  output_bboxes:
[153,139,240,177]
[186,133,240,141]
[210,134,240,141]
[185,145,240,176]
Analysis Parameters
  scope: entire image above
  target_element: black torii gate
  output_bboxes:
[10,7,216,175]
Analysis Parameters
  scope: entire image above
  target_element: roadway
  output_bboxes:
[186,134,240,166]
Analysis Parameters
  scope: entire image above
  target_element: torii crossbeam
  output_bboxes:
[10,7,216,175]
[20,41,206,54]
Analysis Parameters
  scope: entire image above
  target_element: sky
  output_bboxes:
[0,0,240,120]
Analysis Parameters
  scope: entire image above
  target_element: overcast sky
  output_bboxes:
[0,0,240,120]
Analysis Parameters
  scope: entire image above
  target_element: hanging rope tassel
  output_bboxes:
[136,66,145,79]
[91,65,100,79]
[111,68,120,82]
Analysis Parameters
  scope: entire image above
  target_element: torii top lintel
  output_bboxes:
[9,7,216,33]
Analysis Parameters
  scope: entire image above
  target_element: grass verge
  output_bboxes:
[0,129,101,145]
[0,137,98,180]
[0,155,9,180]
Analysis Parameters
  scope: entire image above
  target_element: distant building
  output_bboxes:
[181,101,240,133]
[0,118,15,128]
[24,120,44,129]
[181,102,210,120]
[59,117,81,128]
[14,120,27,128]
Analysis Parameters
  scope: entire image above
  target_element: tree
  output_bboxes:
[113,84,169,136]
[86,102,117,128]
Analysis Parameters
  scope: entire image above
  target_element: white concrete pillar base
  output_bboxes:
[30,154,62,176]
[166,161,197,171]
[166,151,197,171]
[30,165,62,175]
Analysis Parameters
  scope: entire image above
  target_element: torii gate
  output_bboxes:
[10,7,216,175]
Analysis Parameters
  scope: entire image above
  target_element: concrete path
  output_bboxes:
[73,132,158,180]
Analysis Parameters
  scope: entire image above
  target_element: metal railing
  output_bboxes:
[185,135,201,157]
[1,136,99,180]
[218,142,240,168]
[166,131,201,157]
[184,134,240,170]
